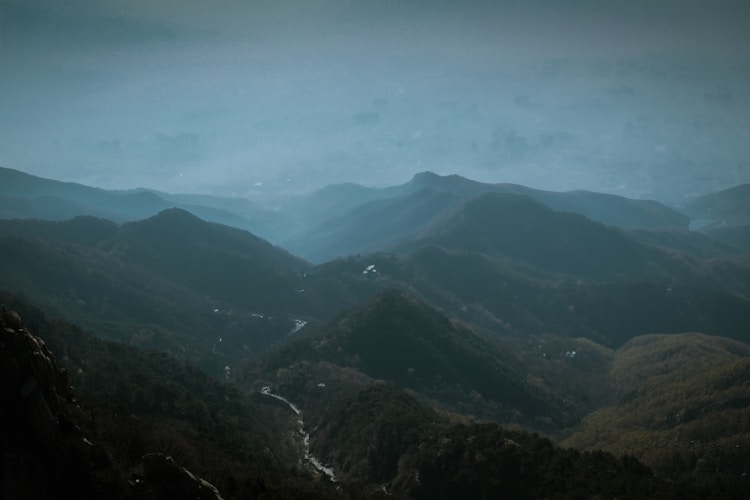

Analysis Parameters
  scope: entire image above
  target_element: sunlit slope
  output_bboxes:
[563,332,750,482]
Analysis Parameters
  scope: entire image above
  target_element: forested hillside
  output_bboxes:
[2,173,749,498]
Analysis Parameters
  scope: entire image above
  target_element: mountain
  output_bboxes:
[113,208,310,302]
[682,184,750,227]
[401,171,690,230]
[6,295,731,498]
[623,226,741,260]
[679,184,750,252]
[3,201,749,377]
[403,244,750,347]
[280,181,385,229]
[242,290,747,496]
[700,224,750,252]
[274,384,691,499]
[0,166,724,265]
[283,172,692,263]
[2,202,749,496]
[406,192,750,290]
[257,289,571,430]
[404,192,647,280]
[0,302,110,498]
[562,332,750,486]
[0,215,120,246]
[0,209,315,376]
[0,300,228,499]
[0,165,171,221]
[283,187,463,262]
[0,165,278,236]
[0,292,345,499]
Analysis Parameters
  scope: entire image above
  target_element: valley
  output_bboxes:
[1,169,749,498]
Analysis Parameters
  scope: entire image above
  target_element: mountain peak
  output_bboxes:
[410,171,443,183]
[409,171,474,189]
[328,288,449,342]
[305,289,556,422]
[427,191,641,279]
[130,207,205,232]
[152,206,199,219]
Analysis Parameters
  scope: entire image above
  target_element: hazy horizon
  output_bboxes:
[1,0,749,202]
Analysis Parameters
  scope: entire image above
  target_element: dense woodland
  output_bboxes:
[2,169,750,498]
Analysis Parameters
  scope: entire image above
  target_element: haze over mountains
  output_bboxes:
[2,1,749,496]
[2,1,749,199]
[1,165,749,498]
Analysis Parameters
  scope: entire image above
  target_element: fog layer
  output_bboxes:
[1,0,749,201]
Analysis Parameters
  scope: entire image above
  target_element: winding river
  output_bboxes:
[260,386,336,481]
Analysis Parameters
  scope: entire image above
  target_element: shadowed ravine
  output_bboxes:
[260,386,336,481]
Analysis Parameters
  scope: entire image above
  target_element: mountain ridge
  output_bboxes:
[2,199,749,496]
[258,288,610,434]
[3,166,704,263]
[7,293,736,498]
[0,165,275,236]
[283,171,693,263]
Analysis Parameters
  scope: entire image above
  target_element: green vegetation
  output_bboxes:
[258,289,567,431]
[4,283,750,497]
[563,333,750,489]
[0,212,314,376]
[410,424,681,500]
[0,291,340,499]
[311,384,442,486]
[2,176,750,498]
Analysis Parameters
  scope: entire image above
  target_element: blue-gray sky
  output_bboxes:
[1,0,749,201]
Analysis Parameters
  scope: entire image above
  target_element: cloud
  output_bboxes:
[0,1,178,52]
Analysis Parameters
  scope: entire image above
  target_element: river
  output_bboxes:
[260,386,336,481]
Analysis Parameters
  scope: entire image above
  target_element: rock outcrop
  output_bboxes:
[1,305,86,498]
[135,453,224,500]
[1,305,224,499]
[1,305,74,446]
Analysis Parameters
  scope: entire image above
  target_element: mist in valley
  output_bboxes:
[1,0,749,203]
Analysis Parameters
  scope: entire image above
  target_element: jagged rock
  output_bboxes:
[139,453,224,500]
[1,307,24,331]
[1,307,73,449]
[1,305,227,499]
[0,307,108,499]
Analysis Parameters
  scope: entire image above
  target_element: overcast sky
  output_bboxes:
[1,0,749,201]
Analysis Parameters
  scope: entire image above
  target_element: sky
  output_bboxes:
[1,0,749,202]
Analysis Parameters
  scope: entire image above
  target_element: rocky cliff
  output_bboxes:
[0,305,223,499]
